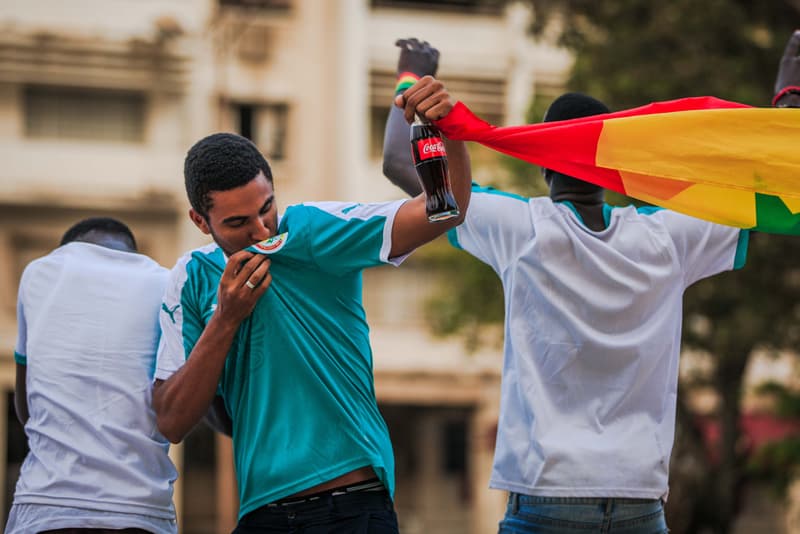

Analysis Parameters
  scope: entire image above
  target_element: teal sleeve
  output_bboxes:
[733,230,749,270]
[447,227,462,250]
[300,203,398,272]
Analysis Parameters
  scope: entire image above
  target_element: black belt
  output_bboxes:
[267,478,385,507]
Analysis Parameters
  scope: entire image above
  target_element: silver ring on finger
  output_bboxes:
[245,280,257,290]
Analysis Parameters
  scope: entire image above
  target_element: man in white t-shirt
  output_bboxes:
[383,39,753,533]
[7,218,177,534]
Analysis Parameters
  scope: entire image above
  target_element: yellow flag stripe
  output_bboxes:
[619,171,758,228]
[598,108,800,199]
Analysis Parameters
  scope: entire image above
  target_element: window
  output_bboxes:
[219,0,290,9]
[24,86,145,143]
[231,103,288,161]
[182,424,221,533]
[371,0,502,14]
[369,105,390,160]
[441,419,468,474]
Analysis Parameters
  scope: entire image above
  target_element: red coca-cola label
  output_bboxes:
[416,137,446,161]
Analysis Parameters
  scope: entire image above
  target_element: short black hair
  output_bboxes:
[543,92,609,123]
[184,132,273,217]
[60,217,137,250]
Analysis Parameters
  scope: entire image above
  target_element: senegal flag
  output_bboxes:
[435,98,800,234]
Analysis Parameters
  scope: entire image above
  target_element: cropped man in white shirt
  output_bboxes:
[7,218,177,534]
[382,39,754,533]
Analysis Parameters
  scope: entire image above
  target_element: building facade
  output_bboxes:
[0,1,572,532]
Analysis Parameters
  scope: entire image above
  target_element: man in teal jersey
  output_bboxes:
[153,77,470,533]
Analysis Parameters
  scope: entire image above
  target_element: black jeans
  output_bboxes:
[233,490,398,534]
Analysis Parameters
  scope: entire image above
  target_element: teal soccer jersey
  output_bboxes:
[155,200,406,517]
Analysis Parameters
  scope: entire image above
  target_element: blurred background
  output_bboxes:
[0,0,798,533]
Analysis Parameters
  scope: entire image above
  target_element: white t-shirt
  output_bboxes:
[10,242,177,531]
[449,186,748,499]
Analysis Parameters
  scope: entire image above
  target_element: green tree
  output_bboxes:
[525,0,797,107]
[423,1,800,531]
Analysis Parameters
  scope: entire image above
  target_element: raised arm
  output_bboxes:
[382,38,439,196]
[774,30,800,108]
[389,76,471,258]
[153,251,270,443]
[383,106,422,197]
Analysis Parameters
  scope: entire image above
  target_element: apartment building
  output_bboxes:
[0,1,571,532]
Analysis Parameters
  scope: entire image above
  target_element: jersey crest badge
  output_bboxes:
[248,232,288,255]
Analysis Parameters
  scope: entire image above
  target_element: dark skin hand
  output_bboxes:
[395,37,439,77]
[395,75,454,124]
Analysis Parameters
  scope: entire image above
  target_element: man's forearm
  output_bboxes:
[153,315,238,443]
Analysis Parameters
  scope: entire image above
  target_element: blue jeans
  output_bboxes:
[498,494,668,534]
[232,490,398,534]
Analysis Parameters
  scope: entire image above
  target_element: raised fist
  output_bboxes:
[396,37,439,78]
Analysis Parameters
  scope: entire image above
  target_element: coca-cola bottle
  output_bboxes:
[410,116,460,222]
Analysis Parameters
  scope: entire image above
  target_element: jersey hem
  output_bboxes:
[7,518,175,534]
[12,494,175,520]
[489,480,667,500]
[5,504,177,534]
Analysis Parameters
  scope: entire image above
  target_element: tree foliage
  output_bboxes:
[526,0,799,108]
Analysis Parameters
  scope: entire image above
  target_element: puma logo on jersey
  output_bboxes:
[162,303,180,324]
